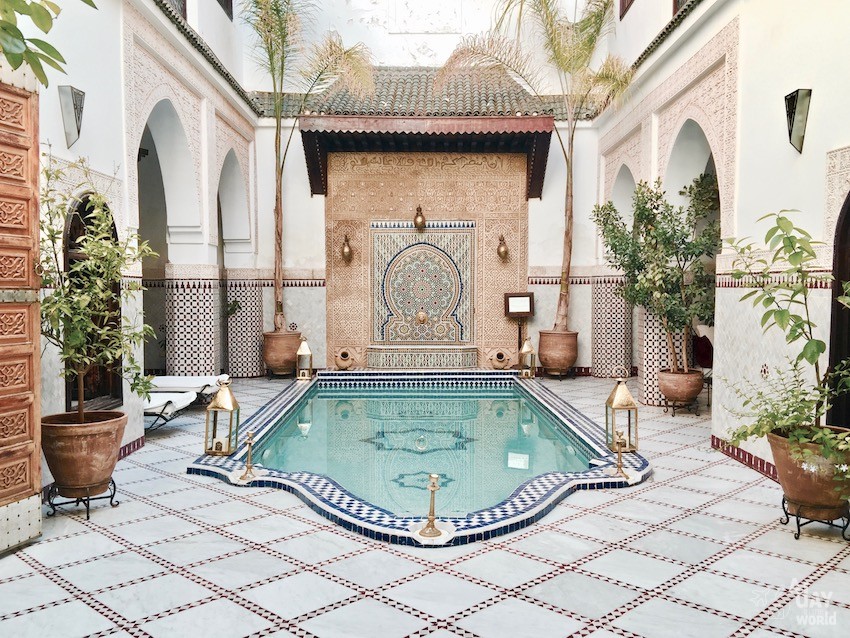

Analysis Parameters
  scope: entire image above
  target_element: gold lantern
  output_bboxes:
[520,338,536,378]
[205,378,240,456]
[296,338,313,380]
[605,375,638,452]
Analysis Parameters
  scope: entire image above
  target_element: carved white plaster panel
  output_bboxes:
[600,18,739,236]
[824,145,850,266]
[122,2,255,247]
[602,126,643,201]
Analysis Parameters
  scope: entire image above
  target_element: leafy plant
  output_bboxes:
[727,212,850,493]
[592,174,720,373]
[244,0,373,333]
[0,0,96,86]
[438,0,632,333]
[39,155,155,422]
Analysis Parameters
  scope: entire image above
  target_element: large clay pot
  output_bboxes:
[263,330,301,375]
[537,330,578,376]
[42,411,127,498]
[768,427,850,522]
[657,369,704,404]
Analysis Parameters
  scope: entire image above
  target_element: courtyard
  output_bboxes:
[3,378,847,637]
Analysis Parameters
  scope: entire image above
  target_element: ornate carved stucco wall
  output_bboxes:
[325,152,528,369]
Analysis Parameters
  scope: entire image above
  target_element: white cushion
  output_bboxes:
[143,391,197,415]
[150,374,229,394]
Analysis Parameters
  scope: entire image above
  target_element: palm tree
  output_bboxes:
[244,0,373,373]
[439,0,631,372]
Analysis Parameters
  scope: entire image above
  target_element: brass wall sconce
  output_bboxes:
[497,235,509,261]
[341,234,353,263]
[785,89,812,153]
[413,205,426,230]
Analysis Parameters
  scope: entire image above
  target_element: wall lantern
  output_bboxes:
[58,85,85,148]
[497,234,509,261]
[605,373,638,452]
[413,205,426,230]
[341,234,353,263]
[296,338,313,380]
[519,338,536,378]
[785,89,812,153]
[205,378,240,456]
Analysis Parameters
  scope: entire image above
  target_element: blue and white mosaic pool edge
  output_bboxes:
[187,371,652,546]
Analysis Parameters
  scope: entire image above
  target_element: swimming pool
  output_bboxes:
[188,371,651,545]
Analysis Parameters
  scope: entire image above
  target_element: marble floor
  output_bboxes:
[2,377,849,638]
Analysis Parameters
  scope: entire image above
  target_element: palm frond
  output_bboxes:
[587,55,633,107]
[297,32,374,103]
[436,31,544,98]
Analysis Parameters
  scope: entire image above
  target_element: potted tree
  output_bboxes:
[593,175,720,405]
[39,157,155,510]
[727,213,850,535]
[244,0,373,375]
[439,0,632,374]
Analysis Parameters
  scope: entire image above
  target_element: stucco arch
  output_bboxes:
[610,163,638,224]
[662,118,716,208]
[138,98,200,234]
[216,149,251,260]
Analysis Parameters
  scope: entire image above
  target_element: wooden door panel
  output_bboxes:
[0,80,40,545]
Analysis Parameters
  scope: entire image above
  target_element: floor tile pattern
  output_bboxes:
[3,377,849,637]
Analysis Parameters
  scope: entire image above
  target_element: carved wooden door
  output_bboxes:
[0,81,41,551]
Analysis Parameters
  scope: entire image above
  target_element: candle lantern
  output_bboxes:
[296,338,313,380]
[605,374,638,452]
[205,378,240,456]
[519,338,536,378]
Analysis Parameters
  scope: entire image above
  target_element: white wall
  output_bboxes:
[189,0,245,83]
[611,0,680,66]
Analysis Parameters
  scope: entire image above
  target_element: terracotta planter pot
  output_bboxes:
[42,411,127,498]
[657,369,704,404]
[768,427,850,522]
[263,330,302,375]
[335,349,354,370]
[537,330,578,376]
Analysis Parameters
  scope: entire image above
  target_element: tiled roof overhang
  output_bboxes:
[300,114,554,199]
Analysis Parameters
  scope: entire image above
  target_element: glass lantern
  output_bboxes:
[520,338,536,378]
[205,378,240,456]
[605,376,638,452]
[296,338,313,380]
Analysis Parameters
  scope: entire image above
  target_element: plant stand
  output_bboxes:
[662,398,700,417]
[45,479,119,521]
[780,496,850,540]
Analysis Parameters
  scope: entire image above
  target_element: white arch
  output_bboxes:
[611,164,637,227]
[216,149,251,261]
[663,119,714,208]
[144,99,200,232]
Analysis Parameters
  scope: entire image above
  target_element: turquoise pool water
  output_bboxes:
[254,386,592,516]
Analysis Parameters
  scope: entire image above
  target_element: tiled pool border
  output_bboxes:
[187,371,651,546]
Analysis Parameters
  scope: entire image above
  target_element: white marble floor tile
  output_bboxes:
[558,512,647,543]
[597,498,681,525]
[525,571,640,619]
[57,551,164,592]
[667,513,759,543]
[581,549,685,590]
[225,513,315,543]
[0,573,70,615]
[453,549,553,589]
[300,598,427,638]
[241,572,355,619]
[140,598,274,638]
[507,529,603,563]
[322,550,425,588]
[613,598,741,638]
[767,598,850,638]
[628,529,724,564]
[147,531,247,566]
[110,514,203,546]
[188,550,295,590]
[271,529,366,564]
[0,599,115,638]
[457,598,584,637]
[710,549,818,588]
[746,529,847,563]
[94,573,213,622]
[667,571,779,618]
[186,500,270,526]
[383,572,497,619]
[23,532,126,568]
